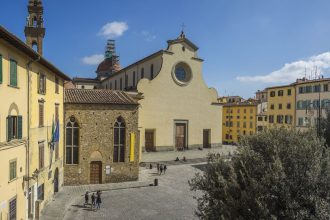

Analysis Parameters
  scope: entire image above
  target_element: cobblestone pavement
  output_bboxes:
[41,146,236,220]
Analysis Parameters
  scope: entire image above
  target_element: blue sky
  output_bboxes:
[2,0,330,98]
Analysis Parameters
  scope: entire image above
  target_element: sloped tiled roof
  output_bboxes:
[65,89,138,105]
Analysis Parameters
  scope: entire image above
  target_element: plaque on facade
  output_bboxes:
[106,165,111,175]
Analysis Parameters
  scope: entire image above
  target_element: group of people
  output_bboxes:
[84,190,102,210]
[156,163,167,175]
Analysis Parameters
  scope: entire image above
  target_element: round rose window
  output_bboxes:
[172,62,192,86]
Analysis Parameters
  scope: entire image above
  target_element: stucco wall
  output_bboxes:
[137,41,222,151]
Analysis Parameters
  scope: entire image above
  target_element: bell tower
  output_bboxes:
[24,0,45,55]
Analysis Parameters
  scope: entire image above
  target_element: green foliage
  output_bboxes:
[189,129,330,220]
[321,109,330,148]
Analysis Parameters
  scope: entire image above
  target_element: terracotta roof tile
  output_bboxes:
[65,89,138,105]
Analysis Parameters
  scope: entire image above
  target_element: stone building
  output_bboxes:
[64,89,140,185]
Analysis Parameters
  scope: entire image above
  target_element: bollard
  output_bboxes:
[154,178,158,186]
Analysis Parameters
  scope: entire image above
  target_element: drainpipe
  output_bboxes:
[26,55,40,218]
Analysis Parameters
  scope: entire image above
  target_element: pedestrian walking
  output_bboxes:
[84,191,89,207]
[91,193,96,209]
[160,164,163,175]
[149,163,153,169]
[157,163,160,174]
[164,165,167,174]
[96,192,102,209]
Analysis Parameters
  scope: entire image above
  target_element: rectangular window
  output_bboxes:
[10,59,17,87]
[306,86,312,93]
[277,115,284,124]
[236,121,240,127]
[298,117,304,126]
[285,115,292,124]
[37,184,44,200]
[39,102,44,127]
[9,160,17,181]
[314,85,320,93]
[270,104,274,110]
[120,78,123,90]
[38,73,46,94]
[55,77,59,94]
[287,89,291,96]
[141,68,144,79]
[278,90,284,96]
[110,82,112,90]
[243,122,246,128]
[244,109,246,114]
[250,109,253,114]
[55,104,59,122]
[270,91,275,97]
[299,87,304,94]
[9,197,16,220]
[133,71,136,87]
[237,109,240,113]
[249,122,253,128]
[258,116,263,121]
[269,115,274,123]
[7,116,22,141]
[115,80,117,90]
[278,104,282,109]
[39,142,44,169]
[287,103,291,109]
[125,75,128,89]
[237,116,240,119]
[324,84,328,92]
[0,54,2,84]
[313,100,320,109]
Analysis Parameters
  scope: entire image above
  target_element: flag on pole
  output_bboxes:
[54,119,60,143]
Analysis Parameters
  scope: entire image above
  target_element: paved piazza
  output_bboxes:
[41,146,236,220]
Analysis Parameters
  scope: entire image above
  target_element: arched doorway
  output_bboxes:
[90,161,102,184]
[54,168,59,193]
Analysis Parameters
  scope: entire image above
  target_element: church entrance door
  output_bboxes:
[145,130,155,152]
[175,123,187,151]
[203,129,211,148]
[90,161,102,184]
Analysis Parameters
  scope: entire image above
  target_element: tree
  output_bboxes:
[321,109,330,148]
[189,129,330,220]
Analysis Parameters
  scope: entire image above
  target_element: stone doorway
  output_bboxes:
[175,123,187,151]
[145,130,155,152]
[90,161,102,184]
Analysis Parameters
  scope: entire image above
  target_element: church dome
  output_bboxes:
[96,58,114,73]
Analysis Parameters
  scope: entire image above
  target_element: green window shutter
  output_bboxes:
[18,116,23,139]
[10,59,17,87]
[0,54,2,84]
[7,116,13,141]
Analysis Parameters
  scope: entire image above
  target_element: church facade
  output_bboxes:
[100,32,222,153]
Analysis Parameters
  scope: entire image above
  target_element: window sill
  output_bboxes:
[7,85,19,89]
[38,92,46,95]
[8,177,17,183]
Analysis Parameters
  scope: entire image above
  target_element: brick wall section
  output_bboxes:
[64,103,139,185]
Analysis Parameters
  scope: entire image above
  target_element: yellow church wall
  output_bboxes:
[0,39,28,220]
[138,41,222,152]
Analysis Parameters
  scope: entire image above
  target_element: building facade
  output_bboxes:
[266,85,295,128]
[222,102,257,145]
[0,27,28,220]
[64,89,140,185]
[295,78,330,130]
[100,32,222,153]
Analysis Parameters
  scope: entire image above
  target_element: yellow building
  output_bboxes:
[0,27,28,220]
[222,102,257,145]
[0,23,70,219]
[266,85,295,128]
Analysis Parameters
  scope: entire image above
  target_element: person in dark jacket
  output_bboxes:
[164,165,167,174]
[91,193,96,209]
[84,191,89,207]
[96,191,102,209]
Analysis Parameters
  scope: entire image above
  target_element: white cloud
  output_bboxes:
[99,21,128,38]
[236,52,330,83]
[141,31,156,42]
[82,54,104,65]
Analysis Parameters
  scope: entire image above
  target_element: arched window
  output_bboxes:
[150,64,154,79]
[113,117,125,162]
[66,116,79,164]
